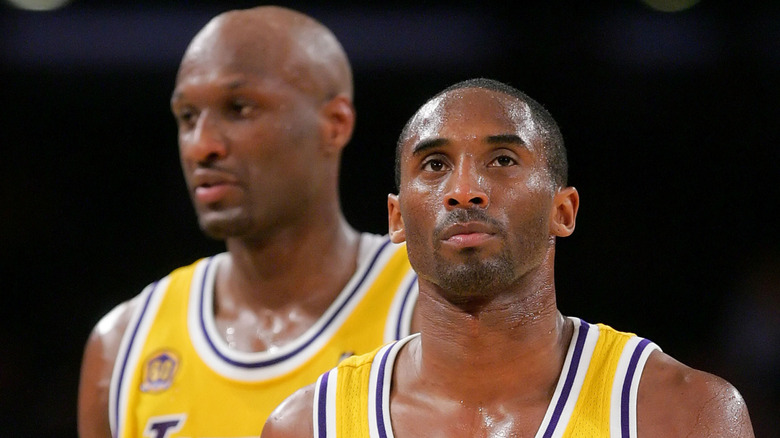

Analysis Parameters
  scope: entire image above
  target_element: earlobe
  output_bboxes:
[321,95,355,154]
[551,186,579,237]
[387,194,406,243]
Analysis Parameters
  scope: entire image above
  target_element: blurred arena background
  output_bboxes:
[1,0,778,436]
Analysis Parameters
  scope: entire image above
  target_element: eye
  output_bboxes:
[422,158,448,172]
[229,100,255,118]
[174,106,198,129]
[489,155,517,167]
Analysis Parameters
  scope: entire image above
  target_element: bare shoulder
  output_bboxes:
[84,294,143,364]
[638,350,754,438]
[262,383,316,438]
[78,295,143,438]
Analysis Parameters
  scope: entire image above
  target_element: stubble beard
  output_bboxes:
[432,248,516,301]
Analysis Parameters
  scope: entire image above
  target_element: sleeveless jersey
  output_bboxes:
[314,317,660,438]
[109,233,418,438]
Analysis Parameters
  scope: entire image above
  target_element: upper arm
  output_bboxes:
[77,298,139,438]
[262,384,316,438]
[638,350,755,438]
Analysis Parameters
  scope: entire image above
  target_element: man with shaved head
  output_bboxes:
[262,78,754,437]
[77,6,417,438]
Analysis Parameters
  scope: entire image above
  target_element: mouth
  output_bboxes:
[191,169,239,204]
[439,222,497,248]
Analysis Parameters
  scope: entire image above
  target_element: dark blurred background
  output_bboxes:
[1,0,778,436]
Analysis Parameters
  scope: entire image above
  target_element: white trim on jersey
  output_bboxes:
[534,317,601,438]
[369,335,417,438]
[110,277,171,438]
[628,342,657,436]
[610,336,660,438]
[313,368,339,438]
[367,343,393,438]
[312,372,324,438]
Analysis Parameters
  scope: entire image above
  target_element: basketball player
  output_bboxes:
[262,78,755,437]
[77,7,418,438]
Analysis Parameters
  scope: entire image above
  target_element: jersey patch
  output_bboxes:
[140,350,179,393]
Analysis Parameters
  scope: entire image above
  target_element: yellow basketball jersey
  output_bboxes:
[109,234,418,438]
[315,317,659,438]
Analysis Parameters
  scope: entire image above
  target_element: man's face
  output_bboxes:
[391,88,557,298]
[170,30,326,241]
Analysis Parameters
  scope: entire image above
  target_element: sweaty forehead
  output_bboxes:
[402,88,539,151]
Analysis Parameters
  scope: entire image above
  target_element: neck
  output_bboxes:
[408,265,571,404]
[219,213,360,311]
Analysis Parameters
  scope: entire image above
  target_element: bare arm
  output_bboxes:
[262,384,316,438]
[638,350,754,438]
[77,298,139,438]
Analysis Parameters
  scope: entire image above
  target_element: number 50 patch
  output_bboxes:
[140,350,179,393]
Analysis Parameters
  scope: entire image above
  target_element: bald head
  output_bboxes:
[177,6,353,101]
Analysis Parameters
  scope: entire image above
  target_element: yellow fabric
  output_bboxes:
[334,350,377,437]
[116,239,413,438]
[562,323,633,438]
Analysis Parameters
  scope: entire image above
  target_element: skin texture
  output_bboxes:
[262,85,754,438]
[78,7,362,438]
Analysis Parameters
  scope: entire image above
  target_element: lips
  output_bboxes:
[439,222,496,247]
[190,169,239,204]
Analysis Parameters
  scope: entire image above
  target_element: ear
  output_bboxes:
[550,186,579,237]
[320,94,355,154]
[387,194,406,243]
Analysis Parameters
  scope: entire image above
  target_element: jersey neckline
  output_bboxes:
[189,233,397,380]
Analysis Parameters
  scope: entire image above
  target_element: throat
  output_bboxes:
[414,309,573,403]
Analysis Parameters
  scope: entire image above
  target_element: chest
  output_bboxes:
[390,399,552,438]
[214,306,317,352]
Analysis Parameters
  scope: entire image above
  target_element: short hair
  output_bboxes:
[395,78,568,190]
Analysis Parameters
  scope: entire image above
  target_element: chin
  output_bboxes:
[198,211,253,240]
[433,253,515,295]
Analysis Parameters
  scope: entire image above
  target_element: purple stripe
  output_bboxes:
[620,338,652,438]
[200,238,394,368]
[374,344,396,438]
[316,371,330,438]
[112,281,160,438]
[541,319,590,438]
[394,275,418,340]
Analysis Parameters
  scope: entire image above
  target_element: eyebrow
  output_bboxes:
[171,79,251,102]
[410,133,527,156]
[225,79,249,90]
[411,138,449,156]
[486,133,526,146]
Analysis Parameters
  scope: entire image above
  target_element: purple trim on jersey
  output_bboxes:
[620,338,652,438]
[316,371,331,438]
[199,238,394,368]
[374,344,396,438]
[541,319,591,438]
[112,280,160,438]
[394,275,418,340]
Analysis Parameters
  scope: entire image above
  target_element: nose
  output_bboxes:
[180,110,227,164]
[444,161,488,210]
